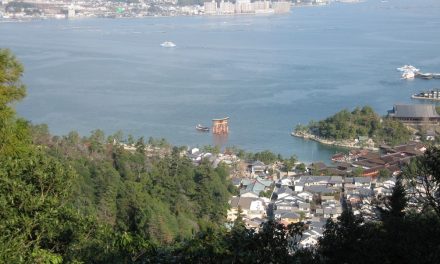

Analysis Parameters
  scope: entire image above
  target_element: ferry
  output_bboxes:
[196,124,210,132]
[411,89,440,101]
[401,71,415,80]
[397,65,419,72]
[160,41,176,48]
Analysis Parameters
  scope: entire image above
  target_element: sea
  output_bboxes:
[1,0,440,163]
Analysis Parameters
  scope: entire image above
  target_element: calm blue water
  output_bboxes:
[1,0,440,163]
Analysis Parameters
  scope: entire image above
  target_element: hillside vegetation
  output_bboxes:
[0,49,233,262]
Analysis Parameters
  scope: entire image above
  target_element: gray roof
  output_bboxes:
[299,203,311,209]
[230,197,262,210]
[353,177,372,184]
[252,160,266,167]
[275,186,294,195]
[391,104,440,118]
[231,178,242,186]
[280,212,300,219]
[304,185,336,194]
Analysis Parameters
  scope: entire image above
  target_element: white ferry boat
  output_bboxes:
[160,41,176,48]
[402,71,415,80]
[397,65,419,72]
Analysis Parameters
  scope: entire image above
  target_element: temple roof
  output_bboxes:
[391,104,440,118]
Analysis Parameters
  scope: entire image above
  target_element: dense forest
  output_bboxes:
[2,49,440,263]
[295,106,412,146]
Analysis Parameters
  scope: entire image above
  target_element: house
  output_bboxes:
[300,229,323,248]
[241,178,253,187]
[250,160,266,175]
[244,217,265,230]
[297,176,343,188]
[280,212,301,225]
[348,194,362,205]
[275,201,296,211]
[275,186,294,200]
[297,203,311,218]
[294,182,304,192]
[240,177,273,197]
[426,129,436,141]
[240,190,259,198]
[321,195,336,202]
[323,207,341,219]
[353,177,372,188]
[274,210,300,224]
[278,177,293,187]
[328,176,343,187]
[228,197,267,221]
[231,178,242,188]
[297,191,313,202]
[304,185,336,195]
[300,234,319,248]
[315,208,324,217]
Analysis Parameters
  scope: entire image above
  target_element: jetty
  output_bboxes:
[411,89,440,101]
[415,72,440,80]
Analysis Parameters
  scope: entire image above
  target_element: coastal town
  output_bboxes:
[118,118,433,248]
[140,101,439,248]
[0,0,359,20]
[164,134,427,248]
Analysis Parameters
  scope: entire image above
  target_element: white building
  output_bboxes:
[204,0,217,15]
[219,0,235,14]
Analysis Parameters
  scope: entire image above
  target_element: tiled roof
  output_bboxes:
[392,104,440,118]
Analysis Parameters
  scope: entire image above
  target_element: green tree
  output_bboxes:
[352,166,364,177]
[296,163,306,172]
[378,168,391,181]
[284,155,297,176]
[404,146,440,218]
[0,49,28,157]
[379,176,408,221]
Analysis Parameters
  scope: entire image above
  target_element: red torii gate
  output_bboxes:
[212,117,229,134]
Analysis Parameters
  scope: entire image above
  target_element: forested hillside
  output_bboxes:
[0,48,234,262]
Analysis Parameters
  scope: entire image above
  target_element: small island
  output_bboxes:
[292,106,413,150]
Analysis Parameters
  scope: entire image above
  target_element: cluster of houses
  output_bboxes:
[160,143,427,248]
[227,158,405,248]
[328,142,426,177]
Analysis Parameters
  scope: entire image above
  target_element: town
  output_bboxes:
[0,0,344,20]
[117,131,430,248]
[169,103,438,248]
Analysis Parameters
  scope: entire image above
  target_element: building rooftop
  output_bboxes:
[390,104,440,118]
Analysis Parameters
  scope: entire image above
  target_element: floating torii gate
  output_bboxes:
[212,117,229,134]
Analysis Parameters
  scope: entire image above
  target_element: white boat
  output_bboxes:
[160,41,176,48]
[397,65,419,72]
[196,124,209,132]
[402,71,415,79]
